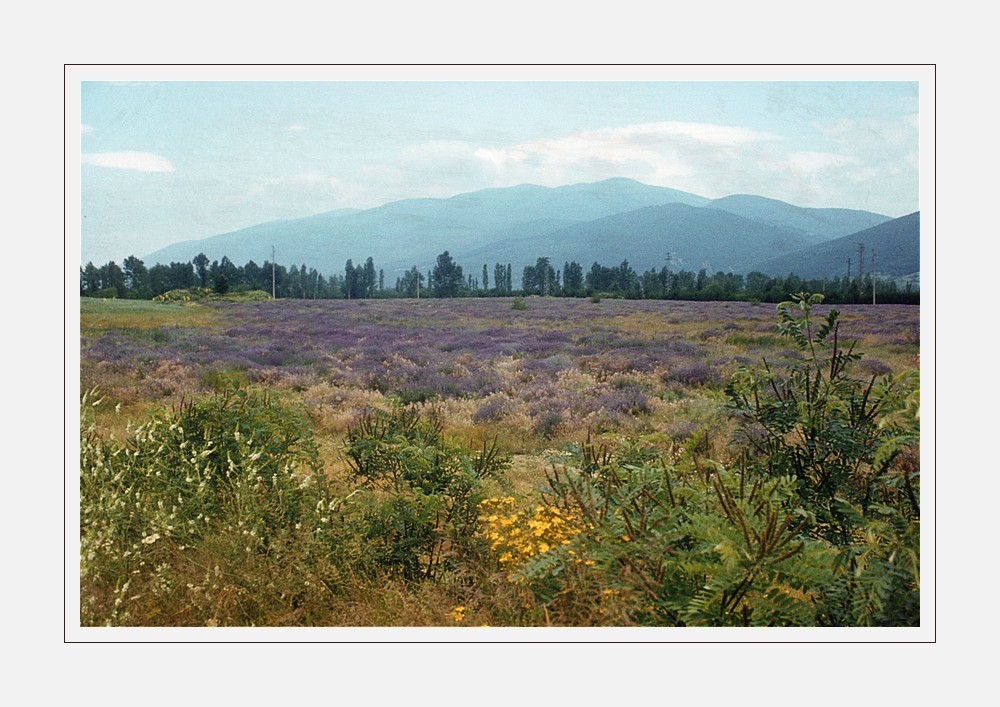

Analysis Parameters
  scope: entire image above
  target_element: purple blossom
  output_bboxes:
[82,299,919,419]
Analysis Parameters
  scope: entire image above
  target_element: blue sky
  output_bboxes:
[80,81,919,265]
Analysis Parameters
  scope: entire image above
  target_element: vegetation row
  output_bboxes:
[81,250,918,305]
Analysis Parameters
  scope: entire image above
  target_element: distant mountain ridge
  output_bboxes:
[751,212,920,280]
[141,178,908,283]
[707,194,892,243]
[459,203,820,276]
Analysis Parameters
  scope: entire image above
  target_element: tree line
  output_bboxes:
[81,250,919,304]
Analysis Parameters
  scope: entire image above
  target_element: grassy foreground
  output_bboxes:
[80,295,919,627]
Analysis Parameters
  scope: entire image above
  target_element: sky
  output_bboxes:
[80,80,919,266]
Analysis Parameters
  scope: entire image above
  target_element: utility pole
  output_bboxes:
[271,246,276,299]
[665,252,673,292]
[858,243,865,284]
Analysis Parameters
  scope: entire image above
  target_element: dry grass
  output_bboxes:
[81,298,218,332]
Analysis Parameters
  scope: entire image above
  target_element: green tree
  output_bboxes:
[522,264,537,295]
[121,255,148,296]
[98,261,127,298]
[563,261,584,296]
[243,260,263,291]
[535,257,556,295]
[398,266,425,298]
[363,257,377,298]
[641,268,663,299]
[432,251,463,298]
[345,259,361,299]
[192,253,210,288]
[80,262,102,296]
[493,263,503,294]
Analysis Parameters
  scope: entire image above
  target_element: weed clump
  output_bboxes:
[80,384,343,626]
[342,406,509,579]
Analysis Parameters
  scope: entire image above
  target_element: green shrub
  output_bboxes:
[80,385,346,626]
[725,293,919,541]
[342,406,509,579]
[511,297,528,311]
[502,436,834,626]
[725,293,920,625]
[199,367,248,392]
[153,287,213,302]
[152,287,271,302]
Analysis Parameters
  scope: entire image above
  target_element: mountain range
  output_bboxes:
[143,178,918,283]
[752,212,920,281]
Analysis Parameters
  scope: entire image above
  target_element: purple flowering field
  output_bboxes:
[81,297,920,450]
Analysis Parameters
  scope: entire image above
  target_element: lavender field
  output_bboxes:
[82,297,918,448]
[80,296,921,627]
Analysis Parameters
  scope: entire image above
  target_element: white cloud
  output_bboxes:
[464,118,914,215]
[617,121,777,145]
[237,117,914,219]
[469,121,779,190]
[478,121,775,165]
[82,151,174,172]
[81,124,95,135]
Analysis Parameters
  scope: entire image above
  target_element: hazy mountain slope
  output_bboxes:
[142,178,707,277]
[457,203,817,277]
[749,212,920,279]
[707,194,892,243]
[142,207,362,266]
[139,178,907,285]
